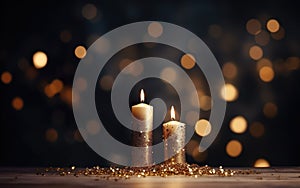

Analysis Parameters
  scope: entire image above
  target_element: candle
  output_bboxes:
[131,89,153,166]
[163,106,186,163]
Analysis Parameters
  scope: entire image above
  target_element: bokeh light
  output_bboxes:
[99,75,114,91]
[189,91,201,108]
[266,19,280,33]
[286,56,300,71]
[256,58,272,70]
[259,66,275,82]
[60,30,72,43]
[185,110,199,126]
[33,51,48,69]
[11,97,24,110]
[221,83,238,102]
[263,102,278,118]
[1,71,12,84]
[199,95,212,111]
[222,62,237,79]
[208,24,222,39]
[74,45,87,59]
[160,67,177,83]
[44,86,55,98]
[148,22,163,38]
[119,58,131,71]
[45,128,58,143]
[254,30,270,46]
[195,119,211,137]
[87,34,100,47]
[73,129,84,142]
[226,140,242,157]
[186,139,199,156]
[74,77,87,91]
[44,79,64,98]
[249,45,263,60]
[192,149,208,162]
[181,53,196,70]
[86,120,101,135]
[51,79,64,92]
[246,19,261,35]
[271,27,285,40]
[122,61,144,76]
[229,116,247,134]
[254,158,270,167]
[60,86,73,106]
[249,122,265,138]
[82,3,97,20]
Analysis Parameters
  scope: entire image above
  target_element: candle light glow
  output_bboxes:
[171,105,175,120]
[140,89,145,103]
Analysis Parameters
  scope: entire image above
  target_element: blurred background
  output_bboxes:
[1,0,299,168]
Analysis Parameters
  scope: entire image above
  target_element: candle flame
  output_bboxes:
[140,89,145,102]
[171,106,175,120]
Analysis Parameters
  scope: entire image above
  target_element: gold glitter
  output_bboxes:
[36,162,246,180]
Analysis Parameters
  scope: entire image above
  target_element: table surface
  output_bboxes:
[0,167,300,188]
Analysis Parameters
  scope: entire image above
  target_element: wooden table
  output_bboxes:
[0,167,300,188]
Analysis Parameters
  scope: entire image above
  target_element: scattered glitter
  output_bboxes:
[36,162,243,180]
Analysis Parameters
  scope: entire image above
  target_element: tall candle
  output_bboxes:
[163,106,186,163]
[131,89,153,166]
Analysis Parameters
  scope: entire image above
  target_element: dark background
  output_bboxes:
[0,0,299,167]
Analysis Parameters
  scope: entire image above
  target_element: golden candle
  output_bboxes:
[131,89,153,166]
[163,106,186,163]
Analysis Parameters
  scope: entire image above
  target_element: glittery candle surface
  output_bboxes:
[131,103,153,167]
[163,121,186,163]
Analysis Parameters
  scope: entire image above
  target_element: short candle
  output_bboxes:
[163,106,186,163]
